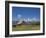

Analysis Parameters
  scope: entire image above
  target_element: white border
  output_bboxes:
[9,3,43,35]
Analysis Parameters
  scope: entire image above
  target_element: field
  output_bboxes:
[12,25,40,31]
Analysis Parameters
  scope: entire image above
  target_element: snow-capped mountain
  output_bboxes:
[12,18,40,25]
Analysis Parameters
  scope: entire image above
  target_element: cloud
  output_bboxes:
[24,19,27,22]
[32,18,36,21]
[17,14,22,18]
[24,18,32,22]
[31,17,39,21]
[27,18,37,21]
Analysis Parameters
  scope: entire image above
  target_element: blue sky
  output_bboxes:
[12,7,40,21]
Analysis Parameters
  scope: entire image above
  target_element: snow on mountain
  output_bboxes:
[12,17,40,25]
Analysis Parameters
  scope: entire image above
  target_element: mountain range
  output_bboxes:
[12,20,40,25]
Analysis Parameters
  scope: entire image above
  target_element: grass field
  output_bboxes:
[12,25,40,31]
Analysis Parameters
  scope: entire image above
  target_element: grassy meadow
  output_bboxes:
[12,25,40,31]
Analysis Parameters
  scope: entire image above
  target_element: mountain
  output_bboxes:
[12,20,40,26]
[12,18,40,25]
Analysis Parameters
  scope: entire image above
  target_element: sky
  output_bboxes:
[12,7,40,21]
